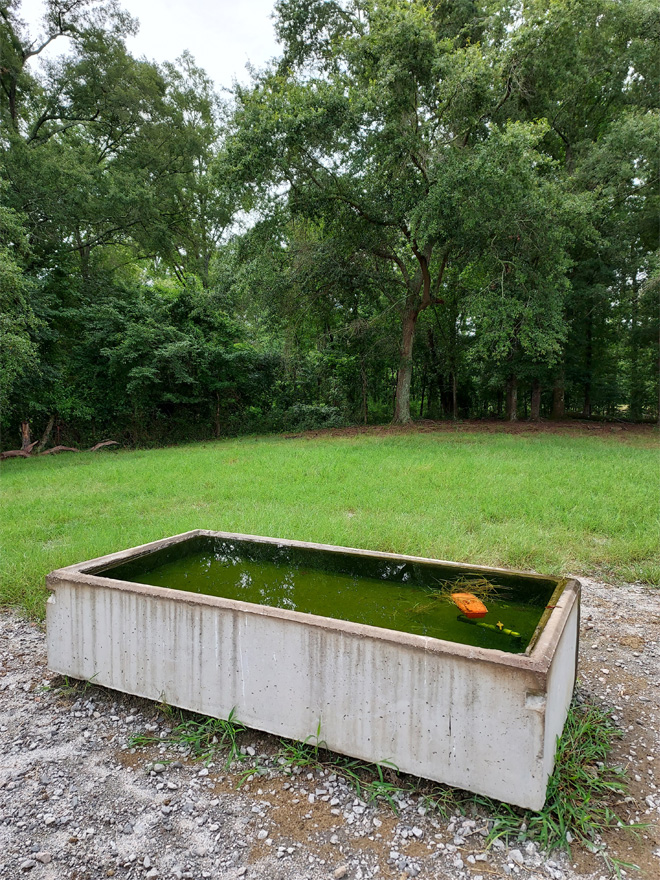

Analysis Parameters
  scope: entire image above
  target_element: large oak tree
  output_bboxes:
[228,0,582,422]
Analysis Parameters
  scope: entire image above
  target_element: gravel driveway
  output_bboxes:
[1,578,658,880]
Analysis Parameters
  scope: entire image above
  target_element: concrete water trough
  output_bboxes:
[46,530,580,810]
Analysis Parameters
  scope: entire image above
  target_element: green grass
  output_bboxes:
[129,707,246,767]
[1,430,658,616]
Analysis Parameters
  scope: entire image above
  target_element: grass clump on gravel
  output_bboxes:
[53,670,641,874]
[128,707,246,768]
[487,696,640,873]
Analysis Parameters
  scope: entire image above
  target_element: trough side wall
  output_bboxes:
[47,578,554,809]
[541,594,580,781]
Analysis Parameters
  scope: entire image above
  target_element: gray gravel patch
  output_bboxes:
[1,577,658,879]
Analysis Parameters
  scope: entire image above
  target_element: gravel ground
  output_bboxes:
[1,578,658,880]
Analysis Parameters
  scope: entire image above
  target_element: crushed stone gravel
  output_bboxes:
[1,577,658,880]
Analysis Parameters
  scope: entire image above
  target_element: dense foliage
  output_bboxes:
[1,0,658,447]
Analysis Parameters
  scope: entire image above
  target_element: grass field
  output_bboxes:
[1,429,658,617]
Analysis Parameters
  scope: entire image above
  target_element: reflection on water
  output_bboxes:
[103,539,555,654]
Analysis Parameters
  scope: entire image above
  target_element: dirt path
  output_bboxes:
[1,578,658,880]
[284,420,657,442]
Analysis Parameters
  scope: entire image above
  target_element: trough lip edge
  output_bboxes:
[46,529,579,676]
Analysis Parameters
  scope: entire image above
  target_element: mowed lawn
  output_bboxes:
[1,430,658,617]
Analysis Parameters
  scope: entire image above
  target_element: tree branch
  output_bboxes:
[27,110,101,145]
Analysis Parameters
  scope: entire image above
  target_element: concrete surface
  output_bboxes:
[46,531,580,810]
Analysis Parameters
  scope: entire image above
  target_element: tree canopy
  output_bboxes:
[1,0,658,448]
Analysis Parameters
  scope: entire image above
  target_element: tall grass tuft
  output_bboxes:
[487,697,641,874]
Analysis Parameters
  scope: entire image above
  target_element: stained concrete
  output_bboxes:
[46,531,580,810]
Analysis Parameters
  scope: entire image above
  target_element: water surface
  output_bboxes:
[101,537,559,654]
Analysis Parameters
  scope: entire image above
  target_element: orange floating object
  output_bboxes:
[450,592,488,619]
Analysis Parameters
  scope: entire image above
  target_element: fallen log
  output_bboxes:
[2,439,119,459]
[40,445,80,455]
[88,440,119,452]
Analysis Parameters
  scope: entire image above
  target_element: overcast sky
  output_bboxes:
[18,0,282,91]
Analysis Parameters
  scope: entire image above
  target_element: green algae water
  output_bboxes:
[101,537,561,654]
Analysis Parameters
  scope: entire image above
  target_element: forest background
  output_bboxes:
[1,0,658,450]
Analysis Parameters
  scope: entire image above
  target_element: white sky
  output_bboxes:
[18,0,282,91]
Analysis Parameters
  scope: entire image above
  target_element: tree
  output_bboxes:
[228,0,580,422]
[2,0,657,445]
[1,1,137,134]
[504,0,659,419]
[0,191,39,419]
[2,2,238,280]
[1,2,252,444]
[145,53,237,289]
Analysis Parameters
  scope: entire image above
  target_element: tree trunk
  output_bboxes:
[20,421,31,451]
[452,372,457,420]
[425,328,441,418]
[582,314,593,418]
[392,303,419,424]
[214,393,221,438]
[74,228,91,279]
[505,375,518,421]
[551,370,565,419]
[392,242,448,424]
[530,380,541,421]
[36,414,56,452]
[360,358,368,426]
[629,274,642,420]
